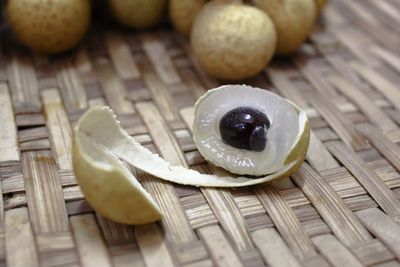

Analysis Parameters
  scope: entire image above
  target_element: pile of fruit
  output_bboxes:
[4,0,326,81]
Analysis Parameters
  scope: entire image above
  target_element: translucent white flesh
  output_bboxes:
[74,105,307,187]
[193,85,299,176]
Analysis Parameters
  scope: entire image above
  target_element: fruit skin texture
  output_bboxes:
[254,0,316,55]
[108,0,167,29]
[7,0,90,54]
[170,0,205,36]
[191,1,277,81]
[315,0,327,15]
[73,132,162,225]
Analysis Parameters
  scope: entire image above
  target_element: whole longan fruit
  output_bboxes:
[169,0,205,36]
[254,0,316,55]
[108,0,167,29]
[7,0,91,54]
[191,1,277,81]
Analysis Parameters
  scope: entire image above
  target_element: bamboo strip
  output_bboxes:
[356,208,400,260]
[3,193,27,210]
[323,54,367,90]
[306,131,340,172]
[108,242,145,267]
[200,188,254,253]
[329,75,398,132]
[15,114,45,127]
[143,72,180,122]
[74,47,92,73]
[174,241,209,265]
[18,127,48,143]
[70,214,113,267]
[338,0,400,52]
[36,232,80,266]
[358,124,400,173]
[327,142,400,219]
[94,58,135,115]
[183,259,214,267]
[63,186,83,202]
[350,239,394,266]
[0,83,19,163]
[141,35,182,85]
[6,51,40,113]
[181,194,218,229]
[351,62,400,111]
[305,91,369,150]
[292,163,371,246]
[252,228,302,267]
[312,234,364,267]
[88,97,106,107]
[134,223,176,267]
[300,255,331,267]
[42,89,73,171]
[105,32,140,80]
[294,57,337,97]
[65,200,92,216]
[0,183,4,229]
[267,67,309,109]
[302,219,331,238]
[136,102,187,167]
[20,139,51,152]
[374,261,400,267]
[138,170,197,243]
[5,207,39,267]
[370,46,400,73]
[178,68,207,100]
[369,1,400,25]
[57,60,87,111]
[36,232,75,253]
[95,215,135,243]
[22,151,69,233]
[198,225,244,267]
[254,184,318,260]
[341,0,378,26]
[332,28,379,67]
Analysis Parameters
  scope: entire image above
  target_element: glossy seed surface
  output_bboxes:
[219,107,270,152]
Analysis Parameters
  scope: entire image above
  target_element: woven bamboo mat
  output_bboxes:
[1,0,400,266]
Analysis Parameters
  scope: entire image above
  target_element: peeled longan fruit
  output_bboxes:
[191,1,277,81]
[7,0,90,54]
[254,0,316,55]
[169,0,205,36]
[108,0,167,29]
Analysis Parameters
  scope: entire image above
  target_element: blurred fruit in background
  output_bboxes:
[254,0,317,55]
[169,0,205,36]
[107,0,167,29]
[1,0,328,80]
[7,0,91,54]
[191,1,277,81]
[315,0,327,15]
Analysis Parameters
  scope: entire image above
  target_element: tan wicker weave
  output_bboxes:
[1,0,400,266]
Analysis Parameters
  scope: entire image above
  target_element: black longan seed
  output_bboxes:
[219,107,270,152]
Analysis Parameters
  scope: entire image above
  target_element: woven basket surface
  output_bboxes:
[1,0,400,266]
